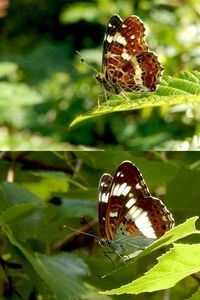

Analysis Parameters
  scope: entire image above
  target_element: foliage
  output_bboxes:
[0,0,200,150]
[69,71,200,128]
[0,151,200,299]
[103,219,199,295]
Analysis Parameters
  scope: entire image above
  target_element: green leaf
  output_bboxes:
[187,289,200,300]
[82,284,114,300]
[101,217,200,295]
[34,252,88,299]
[62,199,97,218]
[103,243,200,295]
[5,227,89,299]
[24,171,70,200]
[0,62,19,80]
[0,82,43,106]
[121,217,199,262]
[0,182,44,239]
[69,71,200,128]
[0,202,39,226]
[134,216,199,259]
[0,181,42,209]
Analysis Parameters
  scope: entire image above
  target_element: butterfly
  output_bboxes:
[96,15,164,94]
[98,161,174,256]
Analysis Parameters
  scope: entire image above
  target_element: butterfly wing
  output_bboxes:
[111,16,164,92]
[96,14,123,93]
[96,15,164,93]
[98,161,174,245]
[98,173,113,239]
[115,51,164,92]
[114,15,149,55]
[98,161,151,240]
[102,14,123,72]
[126,195,174,238]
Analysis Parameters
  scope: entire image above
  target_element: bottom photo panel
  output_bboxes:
[0,151,199,300]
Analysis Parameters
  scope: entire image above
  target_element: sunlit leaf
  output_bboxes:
[69,71,200,128]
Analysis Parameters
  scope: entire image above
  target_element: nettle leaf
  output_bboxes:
[103,243,200,295]
[69,71,200,128]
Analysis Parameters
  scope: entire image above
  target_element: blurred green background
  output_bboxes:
[0,0,199,150]
[0,151,200,299]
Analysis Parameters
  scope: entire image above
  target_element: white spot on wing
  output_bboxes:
[101,192,109,203]
[130,57,143,85]
[116,171,124,177]
[127,206,142,219]
[112,183,119,196]
[121,52,131,60]
[135,212,157,239]
[110,211,118,218]
[126,198,136,208]
[106,35,113,43]
[112,183,132,196]
[114,32,127,46]
[161,215,168,222]
[135,183,142,189]
[121,184,132,196]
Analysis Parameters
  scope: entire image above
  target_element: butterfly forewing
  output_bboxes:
[102,15,123,69]
[98,173,113,239]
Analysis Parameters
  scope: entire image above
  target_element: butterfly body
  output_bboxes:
[96,15,164,94]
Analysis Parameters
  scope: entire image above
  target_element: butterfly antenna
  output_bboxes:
[76,51,98,73]
[62,225,97,239]
[80,216,99,236]
[62,217,99,241]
